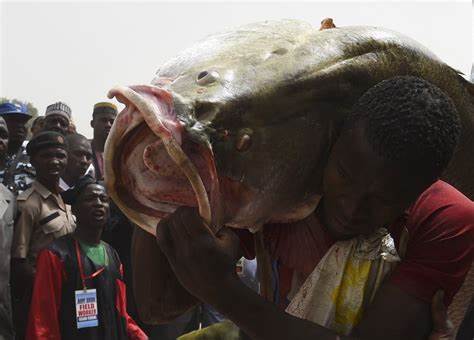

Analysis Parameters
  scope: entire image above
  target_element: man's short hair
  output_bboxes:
[344,76,461,180]
[65,133,90,150]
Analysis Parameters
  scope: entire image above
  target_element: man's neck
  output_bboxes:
[8,142,22,157]
[0,156,6,171]
[74,225,103,245]
[62,172,78,187]
[92,138,105,153]
[37,176,60,194]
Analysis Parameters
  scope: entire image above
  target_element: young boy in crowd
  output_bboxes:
[27,176,147,339]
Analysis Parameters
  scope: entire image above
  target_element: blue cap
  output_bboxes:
[0,102,31,118]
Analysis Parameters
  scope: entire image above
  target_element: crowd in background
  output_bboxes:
[0,100,238,340]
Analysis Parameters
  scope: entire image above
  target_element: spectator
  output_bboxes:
[0,117,9,174]
[60,133,93,191]
[0,102,35,195]
[26,176,147,339]
[43,101,72,136]
[30,116,44,138]
[11,131,75,337]
[91,102,117,180]
[0,117,16,339]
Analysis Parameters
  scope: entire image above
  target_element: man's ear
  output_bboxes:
[90,119,94,129]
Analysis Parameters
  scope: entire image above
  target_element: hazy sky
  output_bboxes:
[1,1,472,137]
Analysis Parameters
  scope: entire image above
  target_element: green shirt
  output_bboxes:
[79,241,108,266]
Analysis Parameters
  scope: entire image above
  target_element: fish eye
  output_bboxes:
[197,71,209,80]
[196,70,219,86]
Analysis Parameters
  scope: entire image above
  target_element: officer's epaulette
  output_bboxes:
[17,186,35,201]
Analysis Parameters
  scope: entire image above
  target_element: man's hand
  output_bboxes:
[429,290,453,340]
[11,258,35,298]
[156,207,242,304]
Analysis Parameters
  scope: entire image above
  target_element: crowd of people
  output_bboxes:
[0,100,231,340]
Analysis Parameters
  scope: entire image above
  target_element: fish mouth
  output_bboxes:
[105,85,220,235]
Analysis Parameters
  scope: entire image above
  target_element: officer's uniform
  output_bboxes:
[0,102,35,195]
[0,183,16,339]
[12,180,75,266]
[0,141,36,195]
[11,131,75,267]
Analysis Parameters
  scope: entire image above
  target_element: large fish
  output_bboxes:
[105,19,474,323]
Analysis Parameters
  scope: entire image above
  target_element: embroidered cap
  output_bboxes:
[45,101,72,121]
[27,131,68,156]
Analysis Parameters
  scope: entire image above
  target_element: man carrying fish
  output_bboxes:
[155,76,474,339]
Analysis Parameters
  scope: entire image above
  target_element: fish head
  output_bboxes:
[105,20,343,234]
[106,19,471,236]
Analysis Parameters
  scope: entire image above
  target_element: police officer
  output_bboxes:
[0,102,35,195]
[0,115,16,339]
[11,131,76,337]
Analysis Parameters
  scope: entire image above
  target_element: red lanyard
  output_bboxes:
[74,240,105,290]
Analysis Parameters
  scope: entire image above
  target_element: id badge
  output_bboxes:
[75,289,99,329]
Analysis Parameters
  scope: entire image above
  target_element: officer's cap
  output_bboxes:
[27,131,67,157]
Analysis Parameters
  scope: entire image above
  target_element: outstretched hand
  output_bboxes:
[429,290,454,340]
[156,207,242,304]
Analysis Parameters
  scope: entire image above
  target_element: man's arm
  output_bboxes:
[156,208,343,340]
[115,264,148,340]
[11,202,38,296]
[355,283,432,340]
[156,208,452,340]
[26,249,64,340]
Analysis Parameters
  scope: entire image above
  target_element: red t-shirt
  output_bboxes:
[236,180,474,307]
[389,180,474,305]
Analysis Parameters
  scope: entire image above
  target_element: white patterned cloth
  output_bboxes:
[286,228,400,335]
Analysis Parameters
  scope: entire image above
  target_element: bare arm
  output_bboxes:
[156,207,446,340]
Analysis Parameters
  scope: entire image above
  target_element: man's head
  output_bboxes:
[322,76,461,240]
[0,117,9,159]
[30,116,44,137]
[63,176,110,228]
[27,131,68,181]
[90,102,117,146]
[0,102,31,150]
[64,133,93,184]
[43,102,71,136]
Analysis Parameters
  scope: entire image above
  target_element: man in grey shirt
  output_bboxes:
[0,117,16,339]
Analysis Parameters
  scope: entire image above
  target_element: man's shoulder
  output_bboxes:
[409,180,474,221]
[45,234,74,257]
[406,180,474,238]
[17,185,37,202]
[0,183,14,200]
